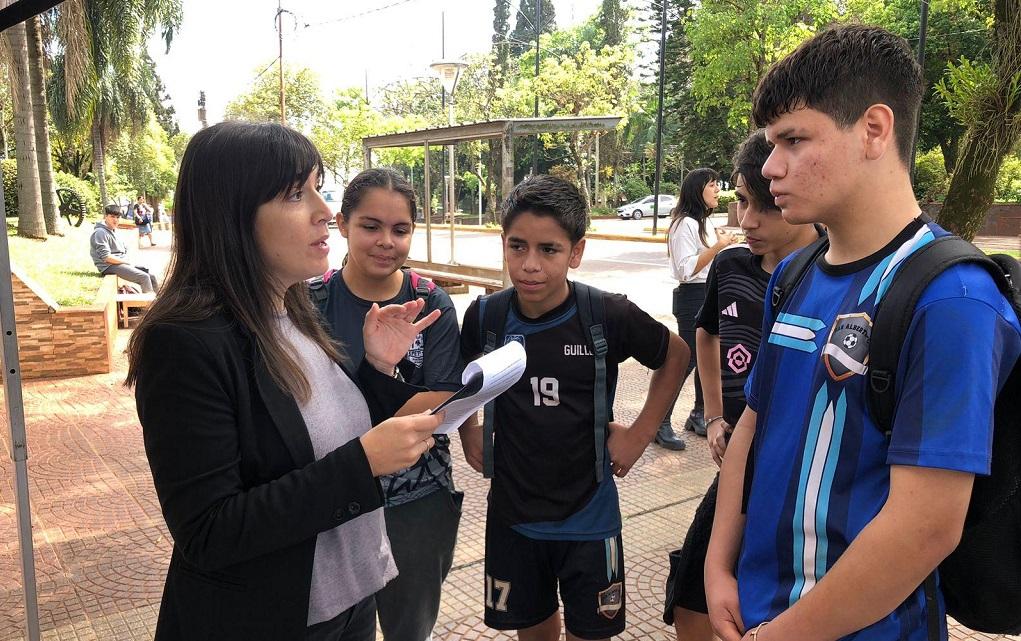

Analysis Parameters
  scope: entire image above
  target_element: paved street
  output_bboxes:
[0,224,1018,640]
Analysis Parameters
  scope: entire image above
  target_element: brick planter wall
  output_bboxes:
[10,264,117,379]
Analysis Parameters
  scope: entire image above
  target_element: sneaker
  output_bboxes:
[654,423,686,451]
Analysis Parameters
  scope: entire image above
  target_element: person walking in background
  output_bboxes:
[127,121,447,641]
[660,169,737,450]
[90,204,159,293]
[134,196,156,248]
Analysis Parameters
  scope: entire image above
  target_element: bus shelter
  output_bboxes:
[362,116,621,289]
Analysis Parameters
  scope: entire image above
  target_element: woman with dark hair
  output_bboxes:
[660,168,736,449]
[127,122,447,641]
[314,167,472,641]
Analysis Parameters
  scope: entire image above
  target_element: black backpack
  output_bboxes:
[773,232,1021,638]
[477,282,610,481]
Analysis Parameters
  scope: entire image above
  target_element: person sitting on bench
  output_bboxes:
[90,204,159,293]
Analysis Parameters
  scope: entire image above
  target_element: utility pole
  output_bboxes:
[651,0,668,236]
[532,0,542,175]
[277,0,286,125]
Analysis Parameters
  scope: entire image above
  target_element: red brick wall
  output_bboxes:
[10,267,117,379]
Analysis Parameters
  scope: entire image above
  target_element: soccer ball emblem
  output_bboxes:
[842,334,858,350]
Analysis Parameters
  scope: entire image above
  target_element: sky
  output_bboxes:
[147,0,606,134]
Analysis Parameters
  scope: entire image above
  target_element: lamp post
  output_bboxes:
[197,91,207,129]
[430,59,467,263]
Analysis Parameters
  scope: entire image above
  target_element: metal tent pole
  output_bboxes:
[0,167,41,641]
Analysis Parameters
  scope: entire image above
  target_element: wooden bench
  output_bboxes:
[114,276,156,328]
[403,259,505,295]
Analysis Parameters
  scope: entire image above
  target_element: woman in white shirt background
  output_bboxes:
[660,168,736,450]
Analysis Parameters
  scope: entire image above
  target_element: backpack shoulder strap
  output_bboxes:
[407,269,436,300]
[771,235,829,313]
[308,269,337,313]
[868,235,1011,435]
[480,288,514,479]
[574,282,609,483]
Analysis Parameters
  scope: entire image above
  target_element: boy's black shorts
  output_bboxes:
[484,517,626,639]
[663,474,718,623]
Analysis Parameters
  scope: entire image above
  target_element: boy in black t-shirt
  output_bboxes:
[460,175,688,641]
[662,130,822,641]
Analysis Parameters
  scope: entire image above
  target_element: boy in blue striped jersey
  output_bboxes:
[704,25,1021,641]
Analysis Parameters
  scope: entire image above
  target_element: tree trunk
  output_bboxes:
[939,0,1021,240]
[26,16,61,236]
[570,132,591,205]
[92,118,109,206]
[4,22,45,239]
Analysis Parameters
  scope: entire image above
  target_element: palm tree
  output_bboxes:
[49,0,181,206]
[4,20,45,238]
[26,15,61,235]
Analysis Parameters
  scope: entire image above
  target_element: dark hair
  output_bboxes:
[670,167,719,246]
[501,175,587,243]
[126,121,338,403]
[340,167,417,222]
[103,204,120,216]
[752,24,922,166]
[731,130,777,212]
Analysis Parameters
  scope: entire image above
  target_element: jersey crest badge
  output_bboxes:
[504,334,525,348]
[823,312,871,382]
[597,582,623,619]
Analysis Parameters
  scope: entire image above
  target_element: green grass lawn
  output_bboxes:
[7,219,104,306]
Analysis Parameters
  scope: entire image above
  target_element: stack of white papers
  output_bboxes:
[431,341,527,434]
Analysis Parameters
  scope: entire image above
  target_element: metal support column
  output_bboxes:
[423,142,432,263]
[0,175,41,641]
[500,132,514,286]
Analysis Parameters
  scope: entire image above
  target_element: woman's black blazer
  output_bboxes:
[134,314,419,641]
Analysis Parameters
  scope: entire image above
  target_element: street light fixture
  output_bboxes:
[430,59,467,263]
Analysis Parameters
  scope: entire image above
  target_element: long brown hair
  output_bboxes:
[126,121,340,403]
[669,167,719,247]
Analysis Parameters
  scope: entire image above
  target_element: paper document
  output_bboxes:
[431,341,527,434]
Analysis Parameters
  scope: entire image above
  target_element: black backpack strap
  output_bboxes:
[480,288,514,479]
[407,269,434,300]
[308,269,338,315]
[867,236,1010,435]
[574,282,609,483]
[771,236,829,313]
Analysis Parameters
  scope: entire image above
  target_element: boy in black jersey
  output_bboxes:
[460,175,688,641]
[662,130,822,641]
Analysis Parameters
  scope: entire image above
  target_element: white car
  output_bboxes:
[616,195,677,220]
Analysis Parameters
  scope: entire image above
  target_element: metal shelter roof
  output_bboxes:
[362,115,622,149]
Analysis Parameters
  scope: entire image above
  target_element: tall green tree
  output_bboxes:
[938,0,1021,239]
[4,19,45,238]
[26,15,61,235]
[109,112,176,204]
[50,0,182,206]
[685,0,838,131]
[311,87,382,184]
[598,0,626,48]
[492,0,512,82]
[225,64,326,132]
[510,0,557,56]
[513,39,636,203]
